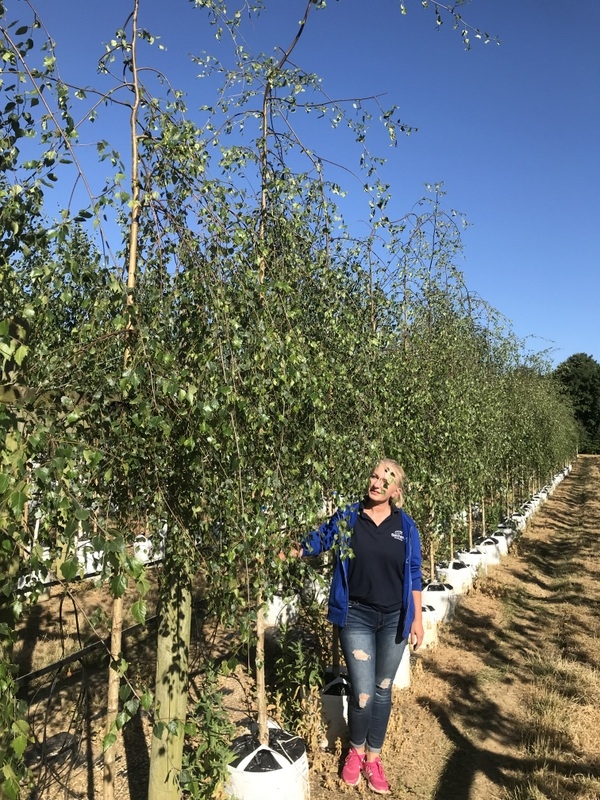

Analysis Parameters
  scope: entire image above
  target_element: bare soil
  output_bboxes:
[15,455,600,799]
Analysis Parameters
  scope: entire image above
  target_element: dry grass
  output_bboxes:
[496,456,600,800]
[508,640,600,796]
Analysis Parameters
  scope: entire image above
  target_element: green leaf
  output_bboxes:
[131,599,147,625]
[10,733,28,759]
[119,684,131,701]
[13,345,28,366]
[11,718,29,737]
[179,769,192,786]
[153,721,166,740]
[60,558,78,581]
[0,776,19,800]
[110,573,127,598]
[124,698,139,717]
[8,491,27,515]
[140,690,154,711]
[102,732,117,751]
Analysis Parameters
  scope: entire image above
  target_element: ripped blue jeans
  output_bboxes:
[338,601,408,753]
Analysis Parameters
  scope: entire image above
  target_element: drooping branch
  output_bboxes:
[258,0,315,284]
[104,3,140,797]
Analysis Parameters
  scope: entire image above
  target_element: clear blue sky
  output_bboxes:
[21,0,600,367]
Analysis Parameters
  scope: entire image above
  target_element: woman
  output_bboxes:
[300,459,423,794]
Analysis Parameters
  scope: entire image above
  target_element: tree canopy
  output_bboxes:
[554,353,600,454]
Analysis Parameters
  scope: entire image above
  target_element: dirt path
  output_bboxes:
[309,454,600,800]
[19,456,600,799]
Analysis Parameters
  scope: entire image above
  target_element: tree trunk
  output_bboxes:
[148,564,193,800]
[255,595,268,746]
[429,540,435,584]
[481,495,486,536]
[105,2,143,796]
[103,594,123,800]
[468,503,473,550]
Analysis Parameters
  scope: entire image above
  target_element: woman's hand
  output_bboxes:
[277,545,303,561]
[409,618,424,650]
[410,589,424,650]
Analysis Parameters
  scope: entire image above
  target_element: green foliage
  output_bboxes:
[0,642,32,795]
[181,664,236,798]
[268,612,330,730]
[553,353,600,454]
[0,0,579,796]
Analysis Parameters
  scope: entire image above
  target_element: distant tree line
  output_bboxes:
[554,353,600,454]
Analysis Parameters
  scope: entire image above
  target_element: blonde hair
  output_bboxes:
[374,458,405,508]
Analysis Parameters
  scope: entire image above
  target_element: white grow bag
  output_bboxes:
[226,722,310,800]
[17,546,54,596]
[264,589,300,628]
[495,525,516,548]
[436,560,473,595]
[456,548,488,579]
[76,539,104,576]
[320,671,350,749]
[510,513,527,532]
[490,531,510,557]
[133,534,154,564]
[423,583,456,623]
[420,604,439,649]
[301,570,329,606]
[393,641,411,689]
[476,538,502,566]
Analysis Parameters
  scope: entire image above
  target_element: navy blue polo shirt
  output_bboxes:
[348,502,406,612]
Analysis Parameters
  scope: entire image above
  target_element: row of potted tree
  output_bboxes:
[1,2,579,798]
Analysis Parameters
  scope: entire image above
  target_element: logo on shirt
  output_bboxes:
[391,530,405,542]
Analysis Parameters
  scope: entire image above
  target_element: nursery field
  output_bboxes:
[3,3,589,797]
[15,455,600,800]
[306,453,600,800]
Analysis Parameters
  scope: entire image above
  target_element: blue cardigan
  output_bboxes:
[301,502,423,640]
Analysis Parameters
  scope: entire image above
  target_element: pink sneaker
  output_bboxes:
[341,747,365,786]
[362,756,390,794]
